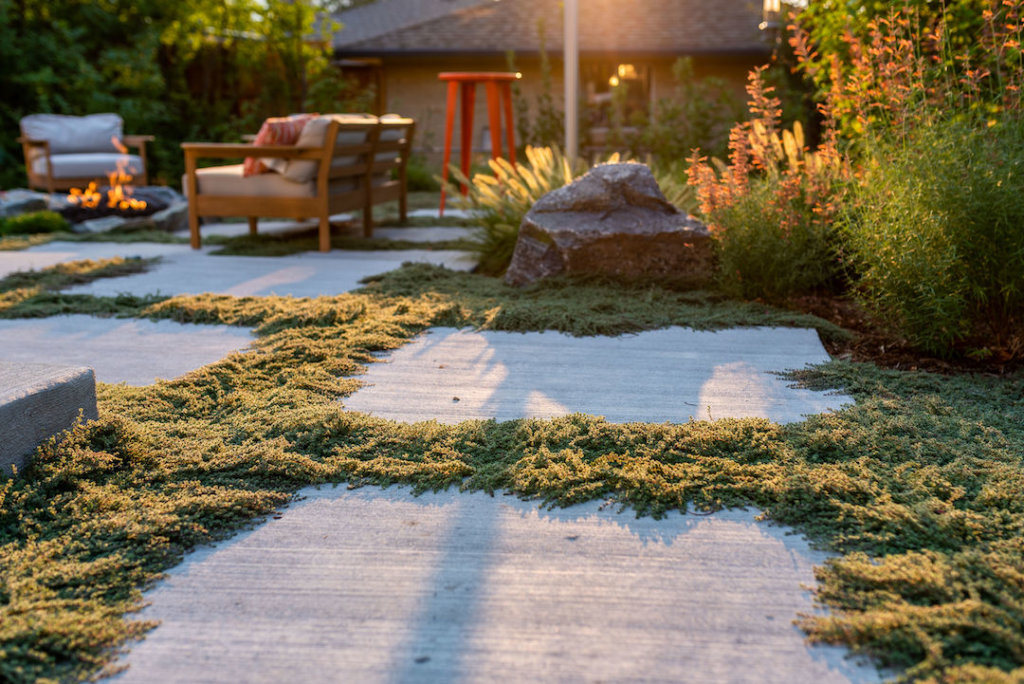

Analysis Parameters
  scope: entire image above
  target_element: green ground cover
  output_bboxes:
[0,260,1021,683]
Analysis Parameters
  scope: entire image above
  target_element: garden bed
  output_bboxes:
[1,259,1022,682]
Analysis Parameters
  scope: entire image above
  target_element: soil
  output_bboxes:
[784,295,1023,376]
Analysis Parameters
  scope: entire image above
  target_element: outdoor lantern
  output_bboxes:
[760,0,782,32]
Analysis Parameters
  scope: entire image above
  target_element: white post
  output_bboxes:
[563,0,579,161]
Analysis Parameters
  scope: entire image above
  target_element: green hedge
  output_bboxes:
[844,116,1024,356]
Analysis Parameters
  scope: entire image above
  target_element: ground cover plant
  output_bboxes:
[0,259,1022,682]
[0,211,68,237]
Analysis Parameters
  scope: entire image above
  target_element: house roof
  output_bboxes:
[331,0,488,48]
[333,0,768,57]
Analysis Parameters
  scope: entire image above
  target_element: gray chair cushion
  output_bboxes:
[20,114,123,154]
[32,153,145,180]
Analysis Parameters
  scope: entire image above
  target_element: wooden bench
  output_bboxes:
[182,114,415,252]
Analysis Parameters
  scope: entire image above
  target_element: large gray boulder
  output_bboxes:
[504,163,712,287]
[0,189,49,218]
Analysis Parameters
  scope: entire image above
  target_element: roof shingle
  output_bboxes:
[334,0,767,56]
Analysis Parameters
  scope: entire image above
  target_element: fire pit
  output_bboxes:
[52,137,188,234]
[58,185,169,224]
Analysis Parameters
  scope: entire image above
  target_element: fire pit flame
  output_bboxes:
[67,136,147,212]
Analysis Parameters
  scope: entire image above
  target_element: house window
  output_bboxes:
[583,61,650,128]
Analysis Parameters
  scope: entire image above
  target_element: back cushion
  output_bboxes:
[283,114,377,184]
[242,114,317,177]
[20,113,123,154]
[376,127,409,163]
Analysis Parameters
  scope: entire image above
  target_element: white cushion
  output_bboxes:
[186,164,315,198]
[20,113,123,154]
[283,114,377,183]
[32,153,144,180]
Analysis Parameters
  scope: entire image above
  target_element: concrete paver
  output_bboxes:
[0,241,193,279]
[374,226,476,242]
[110,487,880,684]
[0,315,254,385]
[169,216,352,240]
[407,208,477,219]
[56,245,473,298]
[345,326,850,424]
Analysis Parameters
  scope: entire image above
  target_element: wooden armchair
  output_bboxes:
[181,114,415,252]
[19,113,152,193]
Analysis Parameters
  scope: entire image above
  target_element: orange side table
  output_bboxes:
[438,71,521,215]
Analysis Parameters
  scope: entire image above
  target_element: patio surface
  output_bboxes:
[0,315,254,385]
[345,326,851,424]
[110,488,880,684]
[0,221,878,682]
[5,240,473,298]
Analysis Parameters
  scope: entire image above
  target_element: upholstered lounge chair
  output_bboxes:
[181,114,414,252]
[19,113,152,193]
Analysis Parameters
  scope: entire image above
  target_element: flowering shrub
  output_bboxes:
[688,0,1024,356]
[687,67,849,300]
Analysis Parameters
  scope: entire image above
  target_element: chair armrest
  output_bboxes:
[123,134,155,143]
[122,134,154,152]
[17,137,50,149]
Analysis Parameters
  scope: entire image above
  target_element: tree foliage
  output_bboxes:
[0,0,372,189]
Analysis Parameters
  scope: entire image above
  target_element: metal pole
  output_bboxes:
[564,0,579,161]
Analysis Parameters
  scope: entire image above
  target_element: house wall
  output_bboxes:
[371,52,763,166]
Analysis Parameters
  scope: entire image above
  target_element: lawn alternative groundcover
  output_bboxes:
[0,261,1022,682]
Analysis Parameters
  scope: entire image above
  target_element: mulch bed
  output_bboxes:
[785,295,1023,376]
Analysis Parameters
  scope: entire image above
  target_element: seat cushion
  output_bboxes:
[20,113,123,154]
[186,164,315,198]
[32,153,144,180]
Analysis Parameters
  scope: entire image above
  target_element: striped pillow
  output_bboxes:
[242,114,317,177]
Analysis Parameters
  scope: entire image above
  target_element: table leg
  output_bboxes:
[439,79,458,216]
[460,81,476,195]
[485,81,503,161]
[501,82,517,166]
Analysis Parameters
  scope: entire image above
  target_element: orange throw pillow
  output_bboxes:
[242,114,317,177]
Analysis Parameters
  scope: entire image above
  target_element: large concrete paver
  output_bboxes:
[0,241,194,279]
[0,315,254,385]
[345,326,851,424]
[58,246,473,298]
[3,239,472,299]
[110,487,880,684]
[374,226,476,242]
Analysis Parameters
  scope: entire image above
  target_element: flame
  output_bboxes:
[66,136,147,212]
